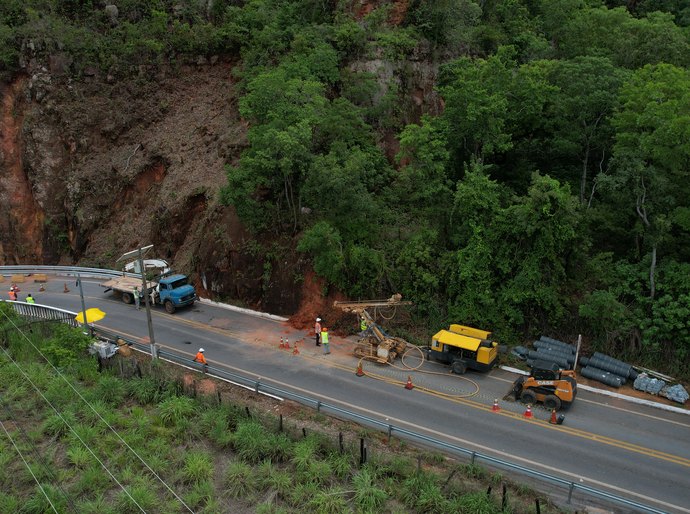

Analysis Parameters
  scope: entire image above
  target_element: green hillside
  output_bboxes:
[1,0,689,377]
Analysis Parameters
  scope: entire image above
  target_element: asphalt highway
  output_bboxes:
[9,277,690,513]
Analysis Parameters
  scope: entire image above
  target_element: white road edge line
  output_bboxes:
[197,297,288,322]
[130,346,285,402]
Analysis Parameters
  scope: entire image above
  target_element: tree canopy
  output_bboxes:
[2,0,689,375]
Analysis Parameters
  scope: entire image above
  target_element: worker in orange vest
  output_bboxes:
[8,288,17,301]
[193,348,207,372]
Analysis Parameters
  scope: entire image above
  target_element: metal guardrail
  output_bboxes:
[0,282,671,514]
[4,301,80,328]
[0,265,137,280]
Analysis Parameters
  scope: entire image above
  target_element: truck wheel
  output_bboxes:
[122,292,133,304]
[544,395,562,411]
[520,389,537,405]
[451,360,467,375]
[164,300,176,314]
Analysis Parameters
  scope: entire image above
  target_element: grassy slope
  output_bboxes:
[0,323,562,513]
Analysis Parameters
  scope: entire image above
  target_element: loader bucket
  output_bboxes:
[509,376,525,399]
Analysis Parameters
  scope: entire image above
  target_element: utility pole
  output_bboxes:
[574,334,582,371]
[117,245,157,358]
[138,247,156,358]
[76,272,90,335]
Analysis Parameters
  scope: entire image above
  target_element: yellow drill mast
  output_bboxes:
[333,294,412,363]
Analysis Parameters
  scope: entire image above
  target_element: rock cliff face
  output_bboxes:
[0,76,44,263]
[0,0,440,315]
[0,61,316,313]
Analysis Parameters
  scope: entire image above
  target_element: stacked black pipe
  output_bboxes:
[580,352,637,387]
[539,336,576,353]
[587,352,638,380]
[528,336,576,370]
[526,350,569,368]
[580,365,624,387]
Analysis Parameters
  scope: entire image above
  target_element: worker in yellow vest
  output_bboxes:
[25,294,36,304]
[321,327,330,355]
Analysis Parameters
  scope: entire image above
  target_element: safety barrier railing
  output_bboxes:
[1,301,81,328]
[0,265,137,280]
[0,299,669,514]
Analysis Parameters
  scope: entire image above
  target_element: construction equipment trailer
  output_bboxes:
[334,294,412,363]
[426,324,499,374]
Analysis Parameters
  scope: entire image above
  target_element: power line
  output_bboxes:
[0,395,77,512]
[0,344,146,513]
[0,308,193,513]
[0,417,60,514]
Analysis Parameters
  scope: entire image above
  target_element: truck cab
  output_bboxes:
[156,274,196,313]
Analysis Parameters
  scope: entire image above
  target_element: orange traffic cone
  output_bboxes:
[284,338,290,349]
[63,283,70,293]
[549,409,558,424]
[492,399,500,412]
[292,341,299,355]
[523,404,533,418]
[279,336,284,349]
[404,375,414,390]
[356,362,364,377]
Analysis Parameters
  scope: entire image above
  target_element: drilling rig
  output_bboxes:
[333,294,413,364]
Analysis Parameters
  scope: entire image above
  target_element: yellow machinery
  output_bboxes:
[334,294,412,364]
[426,325,498,374]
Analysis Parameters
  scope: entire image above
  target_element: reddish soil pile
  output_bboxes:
[287,270,353,336]
[354,0,409,25]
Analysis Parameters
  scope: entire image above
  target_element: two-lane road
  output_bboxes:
[13,277,690,513]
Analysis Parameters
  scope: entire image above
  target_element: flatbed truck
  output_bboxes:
[100,273,196,313]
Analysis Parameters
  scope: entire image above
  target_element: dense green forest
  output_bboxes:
[1,0,689,375]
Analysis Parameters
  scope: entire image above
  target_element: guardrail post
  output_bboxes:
[77,273,90,336]
[316,400,321,412]
[387,424,392,443]
[0,281,673,514]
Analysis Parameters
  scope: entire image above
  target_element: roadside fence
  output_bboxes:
[0,267,672,514]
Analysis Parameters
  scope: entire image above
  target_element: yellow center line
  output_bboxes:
[274,351,690,470]
[102,319,690,470]
[492,373,690,427]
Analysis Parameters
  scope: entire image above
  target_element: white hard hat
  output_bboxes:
[199,348,205,352]
[316,317,321,322]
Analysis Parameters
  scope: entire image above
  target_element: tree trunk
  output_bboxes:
[649,243,656,299]
[580,143,589,204]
